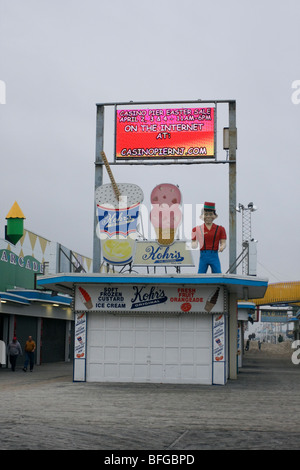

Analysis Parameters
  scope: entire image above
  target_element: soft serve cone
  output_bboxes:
[151,204,182,245]
[150,183,182,245]
[204,287,220,312]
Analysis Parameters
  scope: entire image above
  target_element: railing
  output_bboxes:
[226,245,249,274]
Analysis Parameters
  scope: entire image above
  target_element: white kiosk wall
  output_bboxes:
[87,313,213,384]
[74,282,228,385]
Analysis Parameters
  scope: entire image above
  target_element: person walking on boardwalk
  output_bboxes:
[23,336,36,372]
[7,337,22,371]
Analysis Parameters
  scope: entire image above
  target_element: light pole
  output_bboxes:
[236,202,257,275]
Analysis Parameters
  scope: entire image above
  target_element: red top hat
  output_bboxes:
[204,202,216,211]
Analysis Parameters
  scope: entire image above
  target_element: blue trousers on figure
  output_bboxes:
[198,250,221,274]
[24,351,34,371]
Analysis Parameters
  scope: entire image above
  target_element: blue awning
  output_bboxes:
[1,289,72,306]
[0,291,30,305]
[36,272,269,300]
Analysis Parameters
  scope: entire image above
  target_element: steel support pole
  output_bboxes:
[228,102,238,379]
[93,105,104,273]
[228,101,237,274]
[228,292,238,379]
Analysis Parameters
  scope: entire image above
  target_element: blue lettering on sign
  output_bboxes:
[97,204,140,237]
[131,285,168,309]
[142,245,184,264]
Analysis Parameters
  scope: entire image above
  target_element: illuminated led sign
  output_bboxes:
[115,106,215,160]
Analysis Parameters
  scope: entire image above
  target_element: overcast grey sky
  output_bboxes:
[0,0,299,283]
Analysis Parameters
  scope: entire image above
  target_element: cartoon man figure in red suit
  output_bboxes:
[191,202,226,273]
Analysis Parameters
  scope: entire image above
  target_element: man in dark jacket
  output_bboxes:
[7,337,22,371]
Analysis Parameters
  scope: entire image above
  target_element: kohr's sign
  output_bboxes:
[74,284,225,314]
[97,203,140,237]
[133,241,194,267]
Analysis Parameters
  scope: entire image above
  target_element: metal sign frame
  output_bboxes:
[93,100,237,274]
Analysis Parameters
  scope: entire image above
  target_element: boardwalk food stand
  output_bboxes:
[37,100,268,385]
[37,273,267,385]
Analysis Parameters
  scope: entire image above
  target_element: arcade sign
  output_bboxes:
[115,106,215,160]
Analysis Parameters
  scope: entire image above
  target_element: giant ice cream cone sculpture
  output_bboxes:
[150,184,182,245]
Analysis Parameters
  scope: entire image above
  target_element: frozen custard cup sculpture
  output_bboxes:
[150,183,182,245]
[95,182,144,265]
